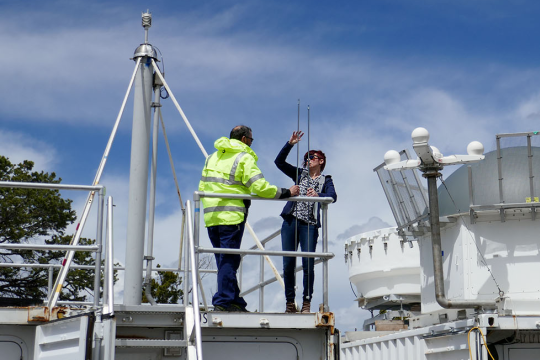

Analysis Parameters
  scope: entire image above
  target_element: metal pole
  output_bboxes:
[49,57,140,309]
[186,201,203,360]
[426,172,495,309]
[496,136,504,203]
[93,189,105,308]
[143,84,161,306]
[197,247,334,258]
[186,195,202,307]
[296,99,300,185]
[468,165,476,224]
[322,203,329,312]
[124,53,153,305]
[468,166,474,207]
[259,255,264,312]
[427,174,446,307]
[48,58,140,309]
[183,235,190,307]
[0,182,102,191]
[194,197,201,277]
[0,244,99,251]
[48,267,53,297]
[104,196,115,316]
[527,135,536,221]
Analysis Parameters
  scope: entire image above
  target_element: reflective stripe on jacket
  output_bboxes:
[199,137,282,227]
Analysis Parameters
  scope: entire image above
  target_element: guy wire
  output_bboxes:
[440,176,505,297]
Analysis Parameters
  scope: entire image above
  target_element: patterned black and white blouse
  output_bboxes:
[293,171,323,225]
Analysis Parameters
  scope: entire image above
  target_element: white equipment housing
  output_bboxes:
[342,132,540,360]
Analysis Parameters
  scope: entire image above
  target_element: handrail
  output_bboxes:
[195,191,334,204]
[0,180,105,311]
[0,244,99,251]
[104,196,115,316]
[240,258,325,297]
[185,200,203,360]
[0,263,216,273]
[0,181,103,192]
[192,191,335,312]
[197,247,334,258]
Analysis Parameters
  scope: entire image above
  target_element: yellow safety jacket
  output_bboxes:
[199,137,283,227]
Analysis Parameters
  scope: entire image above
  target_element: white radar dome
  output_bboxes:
[467,141,484,156]
[384,150,401,165]
[412,127,429,143]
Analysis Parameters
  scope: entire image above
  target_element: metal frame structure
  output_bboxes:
[0,181,108,309]
[190,191,335,312]
[469,131,540,223]
[373,149,429,242]
[180,191,335,360]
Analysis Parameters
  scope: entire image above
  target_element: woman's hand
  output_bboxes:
[288,131,304,145]
[306,188,319,197]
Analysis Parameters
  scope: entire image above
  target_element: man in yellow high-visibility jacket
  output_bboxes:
[199,125,299,312]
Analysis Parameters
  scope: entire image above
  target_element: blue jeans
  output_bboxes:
[208,223,247,309]
[281,218,319,303]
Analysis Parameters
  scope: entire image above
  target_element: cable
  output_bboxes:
[160,87,170,100]
[150,45,169,99]
[153,45,165,74]
[440,176,505,298]
[350,282,357,298]
[467,327,496,360]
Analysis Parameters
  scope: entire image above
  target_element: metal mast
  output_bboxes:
[123,11,158,305]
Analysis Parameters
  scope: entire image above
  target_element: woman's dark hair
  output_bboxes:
[304,150,326,171]
[230,125,252,141]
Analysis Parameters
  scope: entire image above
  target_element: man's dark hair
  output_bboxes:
[230,125,252,141]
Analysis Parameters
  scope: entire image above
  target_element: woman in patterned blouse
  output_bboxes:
[275,131,338,313]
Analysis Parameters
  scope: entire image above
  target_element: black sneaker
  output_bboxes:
[227,304,249,312]
[213,305,227,311]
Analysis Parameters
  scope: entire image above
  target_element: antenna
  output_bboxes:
[142,10,152,44]
[296,99,300,185]
[307,105,311,162]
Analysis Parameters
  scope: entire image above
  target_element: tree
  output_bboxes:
[0,156,101,302]
[141,255,215,305]
[142,264,183,304]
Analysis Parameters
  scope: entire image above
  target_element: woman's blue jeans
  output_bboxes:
[281,218,319,303]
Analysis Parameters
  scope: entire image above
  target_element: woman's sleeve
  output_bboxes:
[318,176,337,203]
[274,141,299,182]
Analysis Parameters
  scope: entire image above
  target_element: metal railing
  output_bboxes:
[0,181,116,313]
[185,200,203,360]
[189,191,335,313]
[468,132,540,223]
[182,192,335,360]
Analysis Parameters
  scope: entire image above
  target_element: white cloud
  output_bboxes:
[0,130,58,171]
[515,92,540,128]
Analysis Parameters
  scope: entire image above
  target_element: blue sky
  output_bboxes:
[3,0,540,331]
